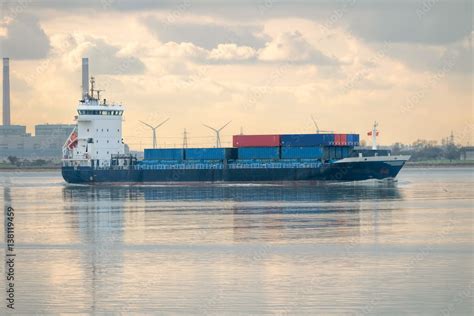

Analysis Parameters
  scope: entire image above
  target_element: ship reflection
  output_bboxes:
[63,181,402,203]
[63,182,401,244]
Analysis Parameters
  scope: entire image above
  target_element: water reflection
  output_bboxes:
[63,182,402,203]
[61,183,402,246]
[1,171,472,314]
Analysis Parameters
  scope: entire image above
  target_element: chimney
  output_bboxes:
[82,57,89,98]
[3,57,10,126]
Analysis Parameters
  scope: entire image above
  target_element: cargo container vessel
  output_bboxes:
[61,59,410,184]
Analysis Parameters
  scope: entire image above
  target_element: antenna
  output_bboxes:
[183,128,188,149]
[203,121,231,148]
[96,89,104,100]
[140,118,170,149]
[90,76,95,99]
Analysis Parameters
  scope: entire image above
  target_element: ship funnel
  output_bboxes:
[82,58,89,99]
[2,57,10,126]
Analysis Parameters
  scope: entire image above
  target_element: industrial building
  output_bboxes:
[0,57,75,160]
[460,147,474,161]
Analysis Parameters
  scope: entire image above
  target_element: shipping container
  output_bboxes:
[280,134,326,147]
[340,134,347,145]
[342,146,351,158]
[233,135,280,147]
[347,134,353,145]
[144,148,184,160]
[346,134,360,145]
[185,148,237,160]
[323,134,335,145]
[330,146,337,159]
[281,147,324,159]
[238,147,280,159]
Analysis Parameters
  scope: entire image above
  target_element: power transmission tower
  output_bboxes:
[183,128,188,148]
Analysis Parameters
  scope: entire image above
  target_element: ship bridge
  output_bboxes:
[63,72,126,168]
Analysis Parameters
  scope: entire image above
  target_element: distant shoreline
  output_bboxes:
[405,161,474,168]
[0,167,61,172]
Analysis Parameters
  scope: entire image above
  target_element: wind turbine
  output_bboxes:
[140,118,170,149]
[311,115,333,133]
[311,115,320,133]
[203,121,231,148]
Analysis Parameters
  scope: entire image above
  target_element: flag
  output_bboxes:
[367,131,380,136]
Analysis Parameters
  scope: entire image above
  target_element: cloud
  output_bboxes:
[208,44,257,62]
[55,34,146,75]
[258,31,338,65]
[0,14,50,59]
[148,30,337,65]
[154,41,208,60]
[142,17,269,49]
[346,1,472,44]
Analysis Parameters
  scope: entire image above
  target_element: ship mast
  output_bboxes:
[372,121,378,150]
[90,76,95,100]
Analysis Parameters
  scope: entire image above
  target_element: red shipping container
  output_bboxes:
[334,134,341,145]
[233,135,281,147]
[340,134,347,145]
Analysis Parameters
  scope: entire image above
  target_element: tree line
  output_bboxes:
[390,140,461,162]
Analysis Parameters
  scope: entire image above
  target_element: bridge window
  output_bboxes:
[78,109,123,115]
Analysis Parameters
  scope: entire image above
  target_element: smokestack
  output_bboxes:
[3,58,10,126]
[82,57,89,98]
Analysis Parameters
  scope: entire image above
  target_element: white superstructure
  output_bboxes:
[63,59,125,168]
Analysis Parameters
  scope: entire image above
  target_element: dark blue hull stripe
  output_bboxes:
[62,161,405,184]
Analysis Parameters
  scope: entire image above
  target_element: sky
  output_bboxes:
[0,0,472,149]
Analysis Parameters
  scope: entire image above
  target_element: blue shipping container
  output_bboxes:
[281,147,324,159]
[144,148,184,160]
[185,148,236,160]
[281,134,335,147]
[347,134,353,145]
[238,147,280,159]
[342,147,351,158]
[323,134,335,145]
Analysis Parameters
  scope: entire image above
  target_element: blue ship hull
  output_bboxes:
[62,159,406,184]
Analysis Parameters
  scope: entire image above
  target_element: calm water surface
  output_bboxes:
[0,167,473,314]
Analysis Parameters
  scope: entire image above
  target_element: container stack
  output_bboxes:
[233,135,280,147]
[232,133,359,160]
[144,148,184,160]
[143,133,359,162]
[184,148,237,160]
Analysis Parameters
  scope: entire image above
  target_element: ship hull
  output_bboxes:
[62,158,407,184]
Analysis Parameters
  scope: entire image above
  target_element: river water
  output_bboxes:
[0,167,473,314]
